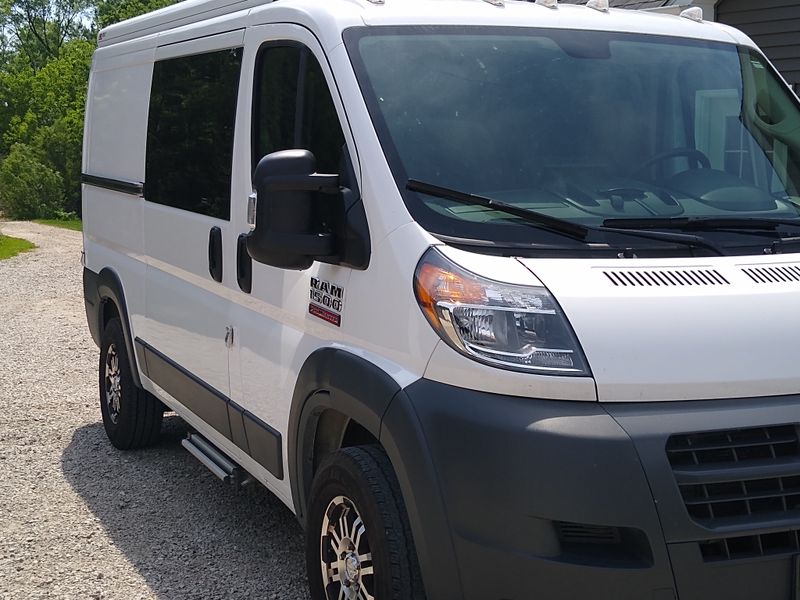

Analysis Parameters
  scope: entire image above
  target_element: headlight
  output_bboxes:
[414,248,590,376]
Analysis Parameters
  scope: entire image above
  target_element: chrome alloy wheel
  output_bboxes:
[320,495,375,600]
[104,344,122,424]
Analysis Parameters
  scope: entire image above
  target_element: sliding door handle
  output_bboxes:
[208,226,223,282]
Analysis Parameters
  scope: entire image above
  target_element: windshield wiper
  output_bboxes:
[407,179,589,240]
[603,216,800,230]
[406,179,726,256]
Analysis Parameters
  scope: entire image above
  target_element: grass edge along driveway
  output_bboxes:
[33,219,82,232]
[0,233,35,260]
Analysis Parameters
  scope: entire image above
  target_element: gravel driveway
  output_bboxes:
[0,221,308,600]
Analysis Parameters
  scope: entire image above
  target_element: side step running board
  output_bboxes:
[181,433,254,487]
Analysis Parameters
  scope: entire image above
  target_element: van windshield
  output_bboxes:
[344,26,800,256]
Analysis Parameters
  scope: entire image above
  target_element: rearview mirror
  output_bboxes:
[246,149,340,270]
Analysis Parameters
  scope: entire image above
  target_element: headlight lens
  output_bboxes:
[414,248,589,375]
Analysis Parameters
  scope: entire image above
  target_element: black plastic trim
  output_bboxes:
[83,267,101,346]
[136,338,284,479]
[236,233,252,293]
[243,410,283,479]
[288,347,400,523]
[208,226,223,283]
[137,338,232,440]
[399,378,676,600]
[380,388,465,600]
[228,400,250,454]
[287,349,460,599]
[86,267,142,389]
[81,173,144,196]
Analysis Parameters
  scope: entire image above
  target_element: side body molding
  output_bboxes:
[288,348,463,600]
[83,266,142,388]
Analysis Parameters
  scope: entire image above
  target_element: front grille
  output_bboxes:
[667,426,800,524]
[667,425,799,468]
[679,475,800,521]
[700,529,800,562]
[668,425,800,562]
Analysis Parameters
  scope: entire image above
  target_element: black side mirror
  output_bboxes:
[246,149,339,270]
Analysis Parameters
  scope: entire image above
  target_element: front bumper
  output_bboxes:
[394,379,800,600]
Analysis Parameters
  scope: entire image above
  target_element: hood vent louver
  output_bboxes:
[741,265,800,284]
[603,268,729,287]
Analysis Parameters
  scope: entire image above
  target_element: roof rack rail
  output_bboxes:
[97,0,277,47]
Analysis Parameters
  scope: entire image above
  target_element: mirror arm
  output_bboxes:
[262,173,340,194]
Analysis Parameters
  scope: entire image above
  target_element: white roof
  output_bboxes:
[97,0,755,49]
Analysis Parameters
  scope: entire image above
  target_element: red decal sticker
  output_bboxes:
[309,303,341,327]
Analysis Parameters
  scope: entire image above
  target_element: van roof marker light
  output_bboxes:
[586,0,609,12]
[483,0,505,6]
[535,0,558,8]
[680,6,703,22]
[365,0,385,4]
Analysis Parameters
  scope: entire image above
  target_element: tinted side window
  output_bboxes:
[146,48,243,220]
[253,45,345,173]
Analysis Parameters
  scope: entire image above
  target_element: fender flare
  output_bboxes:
[288,348,462,599]
[287,347,400,523]
[84,267,142,389]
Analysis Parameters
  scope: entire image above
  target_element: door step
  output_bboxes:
[181,433,254,487]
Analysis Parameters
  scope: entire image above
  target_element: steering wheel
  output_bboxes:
[631,148,712,179]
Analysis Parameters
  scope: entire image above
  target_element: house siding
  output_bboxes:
[716,0,800,88]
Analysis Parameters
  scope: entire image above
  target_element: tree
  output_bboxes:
[2,0,91,71]
[0,0,179,220]
[33,108,83,213]
[0,142,64,218]
[1,38,91,214]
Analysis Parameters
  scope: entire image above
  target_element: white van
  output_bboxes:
[81,0,800,597]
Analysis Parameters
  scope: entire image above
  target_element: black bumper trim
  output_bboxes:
[395,379,800,600]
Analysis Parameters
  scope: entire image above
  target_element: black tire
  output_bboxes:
[99,318,162,450]
[306,445,426,600]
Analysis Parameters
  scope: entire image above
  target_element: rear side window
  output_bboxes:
[252,44,344,173]
[146,48,243,220]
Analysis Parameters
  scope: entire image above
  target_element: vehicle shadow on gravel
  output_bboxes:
[62,416,309,600]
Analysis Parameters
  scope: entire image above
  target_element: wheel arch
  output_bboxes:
[288,347,463,599]
[288,347,400,524]
[84,266,142,389]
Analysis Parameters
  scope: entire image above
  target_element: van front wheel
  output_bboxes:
[305,446,425,600]
[99,318,162,450]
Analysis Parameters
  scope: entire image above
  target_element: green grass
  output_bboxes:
[33,219,82,231]
[0,234,36,260]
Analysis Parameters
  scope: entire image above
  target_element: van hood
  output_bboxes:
[517,256,800,402]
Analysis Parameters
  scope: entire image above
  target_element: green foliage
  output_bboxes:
[0,143,64,219]
[31,107,85,213]
[0,233,36,259]
[1,36,91,216]
[0,0,179,221]
[33,217,81,230]
[3,0,92,70]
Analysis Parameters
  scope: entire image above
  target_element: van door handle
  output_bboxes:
[237,234,252,293]
[208,226,223,282]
